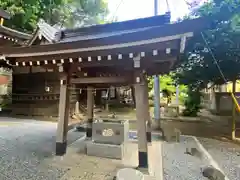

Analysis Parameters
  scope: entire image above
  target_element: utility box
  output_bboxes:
[92,119,129,145]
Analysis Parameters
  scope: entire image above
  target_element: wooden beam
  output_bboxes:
[0,30,194,58]
[13,43,179,63]
[71,76,132,84]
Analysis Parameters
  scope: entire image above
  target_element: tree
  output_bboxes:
[65,0,109,28]
[0,0,108,32]
[148,74,187,103]
[174,0,240,90]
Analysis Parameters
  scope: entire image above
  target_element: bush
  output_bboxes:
[182,89,202,117]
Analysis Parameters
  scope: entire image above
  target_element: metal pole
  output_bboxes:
[153,0,161,122]
[154,0,158,15]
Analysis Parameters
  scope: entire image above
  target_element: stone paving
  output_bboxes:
[0,117,164,180]
[48,140,163,180]
[162,136,210,180]
[162,135,240,180]
[198,137,240,180]
[0,117,85,180]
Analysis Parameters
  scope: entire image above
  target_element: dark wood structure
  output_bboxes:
[0,12,213,169]
[0,9,32,113]
[0,8,10,26]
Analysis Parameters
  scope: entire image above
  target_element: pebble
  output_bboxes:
[163,136,209,180]
[198,138,240,180]
[0,119,85,180]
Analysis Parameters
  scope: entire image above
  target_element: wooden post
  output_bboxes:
[105,89,110,112]
[75,101,80,114]
[95,90,102,106]
[86,86,94,138]
[232,80,236,140]
[0,18,4,25]
[134,71,149,169]
[56,72,70,156]
[144,78,152,143]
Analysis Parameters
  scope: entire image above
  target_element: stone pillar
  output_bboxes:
[56,74,70,156]
[134,71,149,169]
[86,86,94,138]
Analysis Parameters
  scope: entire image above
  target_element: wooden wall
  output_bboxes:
[11,70,78,117]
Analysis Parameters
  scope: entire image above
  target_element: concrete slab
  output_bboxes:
[86,141,124,159]
[50,139,164,180]
[0,117,164,180]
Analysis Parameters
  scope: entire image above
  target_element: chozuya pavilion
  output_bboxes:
[0,12,213,169]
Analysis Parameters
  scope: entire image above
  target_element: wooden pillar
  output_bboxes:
[95,89,102,106]
[86,86,94,138]
[56,73,70,156]
[232,79,236,139]
[134,71,149,169]
[144,78,152,143]
[105,88,110,111]
[0,18,4,25]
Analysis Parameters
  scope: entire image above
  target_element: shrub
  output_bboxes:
[182,88,202,117]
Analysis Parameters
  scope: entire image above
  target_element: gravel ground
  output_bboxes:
[198,137,240,180]
[162,136,209,180]
[0,118,85,180]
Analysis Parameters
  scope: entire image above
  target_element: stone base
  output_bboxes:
[86,127,92,138]
[56,142,67,156]
[86,141,124,159]
[138,151,148,168]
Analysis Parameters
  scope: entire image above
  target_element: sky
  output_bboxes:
[107,0,191,22]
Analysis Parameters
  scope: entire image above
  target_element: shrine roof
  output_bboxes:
[60,12,171,43]
[0,15,212,58]
[0,9,10,19]
[0,25,32,44]
[28,12,171,45]
[0,14,215,74]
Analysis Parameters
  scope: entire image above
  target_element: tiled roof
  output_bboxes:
[0,25,32,40]
[0,9,10,19]
[61,12,171,43]
[33,12,171,44]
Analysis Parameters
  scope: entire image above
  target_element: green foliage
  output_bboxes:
[148,73,187,103]
[182,88,202,117]
[174,0,240,90]
[62,0,109,28]
[1,0,108,32]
